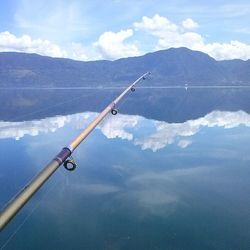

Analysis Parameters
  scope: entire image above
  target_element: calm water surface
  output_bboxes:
[1,90,250,250]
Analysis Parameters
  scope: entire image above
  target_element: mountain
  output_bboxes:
[1,48,250,122]
[1,47,250,87]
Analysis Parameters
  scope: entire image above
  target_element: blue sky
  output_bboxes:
[1,0,250,60]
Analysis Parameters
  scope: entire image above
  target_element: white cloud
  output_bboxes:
[0,112,94,140]
[135,110,250,152]
[134,14,178,37]
[98,114,140,140]
[123,166,214,215]
[130,166,210,184]
[182,18,199,30]
[131,190,178,208]
[134,14,204,52]
[0,31,98,61]
[2,110,250,151]
[133,14,250,60]
[0,31,67,58]
[93,29,140,60]
[178,140,192,148]
[67,42,97,61]
[0,30,139,61]
[0,116,68,140]
[157,31,203,51]
[3,14,250,61]
[70,183,120,195]
[134,120,199,152]
[200,41,250,61]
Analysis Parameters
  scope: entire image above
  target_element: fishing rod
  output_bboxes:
[0,72,151,231]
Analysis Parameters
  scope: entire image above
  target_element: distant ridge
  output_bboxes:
[0,47,250,87]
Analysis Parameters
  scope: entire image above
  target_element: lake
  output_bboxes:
[1,88,250,250]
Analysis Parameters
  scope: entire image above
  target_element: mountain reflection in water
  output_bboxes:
[1,110,250,151]
[1,110,250,250]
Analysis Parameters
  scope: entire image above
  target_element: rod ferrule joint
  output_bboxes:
[54,147,72,165]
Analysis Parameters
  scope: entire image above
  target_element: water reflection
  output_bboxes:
[1,109,250,249]
[134,110,250,151]
[0,113,92,140]
[2,110,250,151]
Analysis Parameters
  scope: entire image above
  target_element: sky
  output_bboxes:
[1,0,250,61]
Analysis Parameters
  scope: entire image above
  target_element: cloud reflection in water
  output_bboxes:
[1,110,250,152]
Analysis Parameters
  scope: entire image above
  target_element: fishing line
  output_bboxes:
[11,91,89,122]
[99,79,150,137]
[10,87,120,122]
[8,85,243,122]
[115,77,151,114]
[0,73,150,231]
[0,175,62,250]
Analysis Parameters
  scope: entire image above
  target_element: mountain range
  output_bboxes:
[1,47,250,87]
[1,47,250,122]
